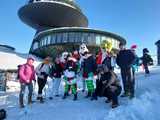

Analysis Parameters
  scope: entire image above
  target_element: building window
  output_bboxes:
[56,33,62,43]
[74,32,81,43]
[101,36,108,43]
[33,42,38,50]
[77,32,82,43]
[95,34,101,45]
[44,36,48,45]
[68,32,75,43]
[88,33,95,45]
[81,33,88,43]
[62,33,68,43]
[51,34,56,44]
[47,35,51,45]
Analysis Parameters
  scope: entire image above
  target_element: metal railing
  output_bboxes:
[27,0,81,11]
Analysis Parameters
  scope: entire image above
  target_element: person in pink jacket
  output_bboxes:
[19,57,36,108]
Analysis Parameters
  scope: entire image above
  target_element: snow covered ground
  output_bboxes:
[1,66,160,120]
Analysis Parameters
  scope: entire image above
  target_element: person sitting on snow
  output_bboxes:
[62,56,78,101]
[92,64,122,108]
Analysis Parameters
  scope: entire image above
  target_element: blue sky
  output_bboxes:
[0,0,160,56]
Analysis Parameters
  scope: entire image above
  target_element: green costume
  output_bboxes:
[85,72,95,94]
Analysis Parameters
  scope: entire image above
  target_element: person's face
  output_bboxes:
[119,45,124,50]
[27,59,34,66]
[55,58,60,64]
[132,49,136,54]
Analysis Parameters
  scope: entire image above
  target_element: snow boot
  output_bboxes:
[37,96,41,100]
[73,94,77,101]
[62,93,67,99]
[120,92,129,97]
[105,99,111,103]
[39,97,44,103]
[129,93,135,99]
[19,95,24,108]
[55,95,60,97]
[91,92,97,101]
[85,92,91,98]
[49,97,53,100]
[28,95,32,105]
[111,103,119,109]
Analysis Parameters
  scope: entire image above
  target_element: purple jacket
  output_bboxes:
[19,64,35,83]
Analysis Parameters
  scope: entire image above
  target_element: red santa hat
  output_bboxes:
[131,44,137,50]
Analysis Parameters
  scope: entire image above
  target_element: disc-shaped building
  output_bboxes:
[18,0,126,58]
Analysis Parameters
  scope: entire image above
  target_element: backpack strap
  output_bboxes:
[39,63,44,71]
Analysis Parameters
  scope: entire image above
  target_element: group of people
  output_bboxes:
[18,41,153,109]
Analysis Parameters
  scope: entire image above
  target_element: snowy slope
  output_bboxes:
[0,50,42,70]
[1,66,160,120]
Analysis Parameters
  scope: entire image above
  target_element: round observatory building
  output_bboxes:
[18,0,126,58]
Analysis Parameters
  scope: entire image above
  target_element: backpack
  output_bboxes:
[17,64,27,79]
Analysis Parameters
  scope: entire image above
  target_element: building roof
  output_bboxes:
[18,1,88,29]
[0,44,15,51]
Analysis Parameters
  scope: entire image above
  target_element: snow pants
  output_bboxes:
[37,77,47,97]
[52,78,61,95]
[64,84,77,95]
[144,64,150,74]
[85,79,95,94]
[121,67,135,96]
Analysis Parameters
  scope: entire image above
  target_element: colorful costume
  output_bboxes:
[62,57,78,100]
[85,72,95,94]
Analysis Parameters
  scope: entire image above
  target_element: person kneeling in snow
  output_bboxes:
[92,65,122,108]
[62,57,78,101]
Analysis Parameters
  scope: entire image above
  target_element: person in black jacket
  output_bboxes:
[50,56,63,99]
[82,51,97,98]
[116,43,135,99]
[141,48,153,75]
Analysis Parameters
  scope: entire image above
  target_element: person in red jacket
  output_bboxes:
[19,56,36,108]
